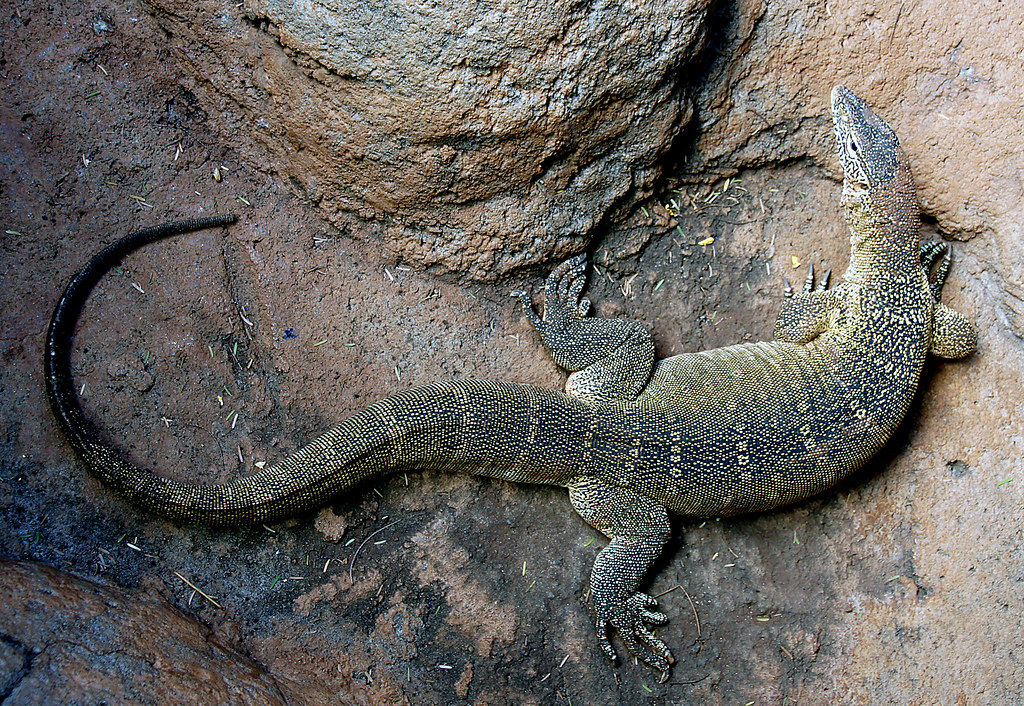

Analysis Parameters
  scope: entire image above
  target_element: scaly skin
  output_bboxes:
[45,87,975,680]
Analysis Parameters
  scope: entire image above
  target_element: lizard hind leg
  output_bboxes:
[513,255,655,403]
[568,477,674,680]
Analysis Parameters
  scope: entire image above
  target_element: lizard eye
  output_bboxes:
[848,139,858,153]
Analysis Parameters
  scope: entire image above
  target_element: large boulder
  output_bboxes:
[145,0,712,278]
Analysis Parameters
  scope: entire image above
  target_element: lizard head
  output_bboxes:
[831,86,906,194]
[831,86,919,257]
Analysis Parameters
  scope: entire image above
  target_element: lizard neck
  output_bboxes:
[841,161,920,284]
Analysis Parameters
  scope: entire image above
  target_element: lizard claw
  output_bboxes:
[796,263,832,294]
[595,592,674,675]
[802,263,815,294]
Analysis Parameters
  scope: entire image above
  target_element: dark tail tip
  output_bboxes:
[45,215,237,459]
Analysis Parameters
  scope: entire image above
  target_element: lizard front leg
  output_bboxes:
[568,476,674,680]
[920,242,977,359]
[513,255,655,403]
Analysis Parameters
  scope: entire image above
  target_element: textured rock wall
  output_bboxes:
[144,0,712,279]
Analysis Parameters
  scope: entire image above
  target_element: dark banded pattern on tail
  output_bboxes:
[45,217,592,526]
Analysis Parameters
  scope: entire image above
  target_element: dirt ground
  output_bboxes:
[2,1,1021,704]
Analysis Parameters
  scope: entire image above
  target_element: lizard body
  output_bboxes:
[45,87,975,678]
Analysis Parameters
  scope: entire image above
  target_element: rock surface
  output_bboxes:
[2,0,1022,704]
[0,560,293,704]
[139,0,712,280]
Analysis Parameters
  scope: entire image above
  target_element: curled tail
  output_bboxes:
[46,217,590,526]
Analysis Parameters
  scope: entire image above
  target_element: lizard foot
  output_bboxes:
[596,592,674,679]
[920,241,951,299]
[511,253,591,334]
[783,263,831,299]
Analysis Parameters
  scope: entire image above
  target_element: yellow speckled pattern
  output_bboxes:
[45,88,975,679]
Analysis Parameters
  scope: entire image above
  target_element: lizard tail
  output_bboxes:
[46,217,590,526]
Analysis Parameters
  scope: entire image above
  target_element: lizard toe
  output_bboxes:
[566,269,587,304]
[510,289,543,329]
[802,263,816,293]
[596,621,620,663]
[929,245,952,299]
[597,592,674,674]
[544,256,579,299]
[920,240,946,268]
[556,256,588,300]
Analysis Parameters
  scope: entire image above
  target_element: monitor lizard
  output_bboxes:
[45,86,976,680]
